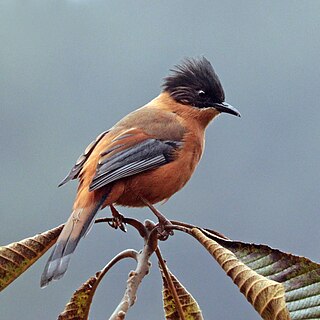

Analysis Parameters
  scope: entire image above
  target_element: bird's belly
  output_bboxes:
[115,154,198,207]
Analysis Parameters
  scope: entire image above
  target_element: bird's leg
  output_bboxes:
[140,197,174,240]
[108,204,127,232]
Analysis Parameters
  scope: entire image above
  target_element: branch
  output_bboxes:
[94,216,226,319]
[58,249,138,320]
[95,217,147,238]
[109,226,158,320]
[95,216,227,240]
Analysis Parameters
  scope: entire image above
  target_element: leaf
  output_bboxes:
[0,224,63,292]
[222,239,320,320]
[192,228,290,320]
[161,267,203,320]
[193,227,320,320]
[57,274,99,320]
[58,249,138,320]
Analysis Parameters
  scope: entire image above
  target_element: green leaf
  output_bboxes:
[58,275,99,320]
[161,267,203,320]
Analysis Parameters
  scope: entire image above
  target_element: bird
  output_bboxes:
[40,57,240,287]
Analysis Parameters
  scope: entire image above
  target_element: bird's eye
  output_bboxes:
[198,90,206,97]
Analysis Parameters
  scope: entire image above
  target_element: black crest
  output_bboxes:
[163,57,225,109]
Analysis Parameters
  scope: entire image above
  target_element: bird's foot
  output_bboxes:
[156,218,174,241]
[140,197,174,240]
[109,204,127,232]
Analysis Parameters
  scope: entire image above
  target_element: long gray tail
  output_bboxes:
[40,197,106,288]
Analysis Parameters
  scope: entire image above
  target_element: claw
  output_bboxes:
[156,220,174,241]
[107,215,127,232]
[119,221,127,233]
[108,204,127,232]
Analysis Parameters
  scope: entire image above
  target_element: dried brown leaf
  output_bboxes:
[0,224,63,292]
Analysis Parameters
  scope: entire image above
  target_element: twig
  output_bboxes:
[77,249,138,320]
[95,216,228,240]
[170,220,229,239]
[156,247,186,320]
[94,216,225,319]
[98,249,138,284]
[95,217,147,238]
[109,226,158,320]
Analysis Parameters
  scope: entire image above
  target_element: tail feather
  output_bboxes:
[40,196,107,288]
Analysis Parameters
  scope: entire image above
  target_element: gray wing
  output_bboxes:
[89,139,182,191]
[58,130,109,187]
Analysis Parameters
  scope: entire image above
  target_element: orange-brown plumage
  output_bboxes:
[41,57,240,287]
[76,92,218,209]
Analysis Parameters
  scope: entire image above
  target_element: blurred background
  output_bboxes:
[1,1,320,319]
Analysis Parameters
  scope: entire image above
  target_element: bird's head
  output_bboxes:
[162,57,240,117]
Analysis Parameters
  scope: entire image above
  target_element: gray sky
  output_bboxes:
[1,1,320,319]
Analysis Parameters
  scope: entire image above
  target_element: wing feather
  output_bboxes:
[89,137,182,191]
[58,130,109,187]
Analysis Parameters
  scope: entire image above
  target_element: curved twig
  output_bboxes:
[60,249,138,320]
[95,217,148,238]
[98,249,138,282]
[169,220,197,229]
[170,220,229,239]
[95,216,228,240]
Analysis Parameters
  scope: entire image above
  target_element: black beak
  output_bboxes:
[213,102,241,117]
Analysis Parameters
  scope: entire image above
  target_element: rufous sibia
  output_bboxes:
[41,57,240,287]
